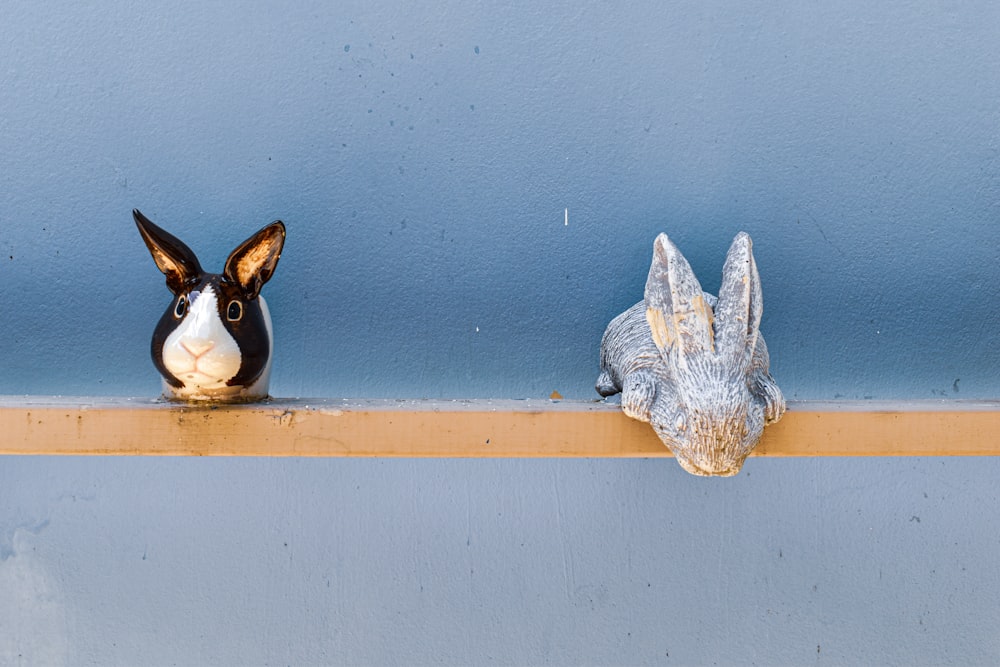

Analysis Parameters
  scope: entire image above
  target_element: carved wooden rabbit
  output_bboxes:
[134,209,285,402]
[596,232,784,476]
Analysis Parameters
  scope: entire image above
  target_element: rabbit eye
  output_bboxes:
[227,299,243,322]
[174,296,187,319]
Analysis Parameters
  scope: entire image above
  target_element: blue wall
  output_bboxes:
[2,2,999,664]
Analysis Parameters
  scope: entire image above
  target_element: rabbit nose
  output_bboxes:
[181,338,215,357]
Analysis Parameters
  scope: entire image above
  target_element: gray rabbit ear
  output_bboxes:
[715,232,762,367]
[644,233,715,357]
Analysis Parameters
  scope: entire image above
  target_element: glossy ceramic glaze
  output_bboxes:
[134,209,285,402]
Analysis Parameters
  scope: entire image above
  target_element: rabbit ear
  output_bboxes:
[644,233,715,358]
[133,209,203,294]
[223,221,285,299]
[715,232,762,368]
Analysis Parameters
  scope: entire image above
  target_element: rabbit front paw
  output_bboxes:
[758,374,786,424]
[621,371,657,423]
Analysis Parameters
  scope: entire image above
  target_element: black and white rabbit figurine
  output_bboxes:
[596,232,784,476]
[134,209,286,402]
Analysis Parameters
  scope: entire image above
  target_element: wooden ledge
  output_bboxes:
[2,397,999,457]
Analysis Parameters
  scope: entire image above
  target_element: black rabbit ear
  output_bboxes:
[715,232,762,369]
[644,233,715,358]
[224,221,285,299]
[133,209,203,294]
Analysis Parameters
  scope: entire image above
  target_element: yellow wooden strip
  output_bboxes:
[756,401,1000,457]
[1,397,998,457]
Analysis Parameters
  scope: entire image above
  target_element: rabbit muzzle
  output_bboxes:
[653,408,759,477]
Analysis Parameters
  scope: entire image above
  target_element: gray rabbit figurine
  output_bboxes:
[134,209,285,402]
[596,232,784,476]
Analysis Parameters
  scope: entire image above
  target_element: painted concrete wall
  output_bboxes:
[1,2,999,664]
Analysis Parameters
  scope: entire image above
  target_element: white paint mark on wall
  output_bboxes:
[564,208,568,226]
[0,528,68,665]
[0,519,49,561]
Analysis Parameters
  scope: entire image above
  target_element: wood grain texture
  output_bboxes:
[2,397,998,457]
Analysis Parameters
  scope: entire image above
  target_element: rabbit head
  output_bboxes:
[597,232,784,476]
[134,209,285,402]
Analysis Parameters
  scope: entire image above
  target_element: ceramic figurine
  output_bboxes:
[596,232,784,476]
[134,209,285,402]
